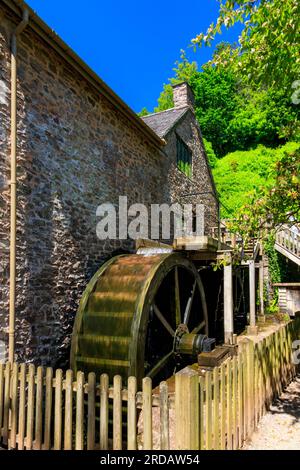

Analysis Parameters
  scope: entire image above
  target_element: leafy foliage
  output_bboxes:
[213,142,300,218]
[191,66,238,156]
[202,138,218,168]
[228,144,300,242]
[154,51,198,112]
[152,53,299,157]
[192,0,300,92]
[138,107,150,117]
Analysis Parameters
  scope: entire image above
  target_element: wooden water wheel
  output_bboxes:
[71,253,208,385]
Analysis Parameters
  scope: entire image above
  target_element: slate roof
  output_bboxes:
[141,107,189,138]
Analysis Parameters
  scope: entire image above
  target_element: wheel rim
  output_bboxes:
[71,253,208,386]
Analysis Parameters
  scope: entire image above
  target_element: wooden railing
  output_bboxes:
[0,320,299,450]
[275,225,300,260]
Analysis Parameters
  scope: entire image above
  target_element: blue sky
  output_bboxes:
[26,0,242,112]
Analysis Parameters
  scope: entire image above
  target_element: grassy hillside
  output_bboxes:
[212,142,300,218]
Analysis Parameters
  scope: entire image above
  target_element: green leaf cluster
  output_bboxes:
[153,60,299,157]
[192,0,300,93]
[213,141,300,218]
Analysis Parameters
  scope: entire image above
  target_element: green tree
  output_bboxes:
[191,65,238,156]
[213,142,300,218]
[203,138,218,168]
[229,146,300,243]
[138,107,150,117]
[153,50,299,157]
[192,0,300,92]
[154,51,198,112]
[228,87,300,149]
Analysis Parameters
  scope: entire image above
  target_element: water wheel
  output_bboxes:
[70,252,208,385]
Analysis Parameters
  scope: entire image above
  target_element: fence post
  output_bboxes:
[3,362,11,446]
[226,360,232,450]
[220,364,226,449]
[175,368,199,450]
[205,370,212,450]
[199,376,204,450]
[18,363,26,450]
[10,362,18,449]
[87,372,96,450]
[26,364,35,450]
[54,369,63,450]
[247,340,255,433]
[64,369,73,450]
[232,356,238,449]
[44,367,53,450]
[257,342,263,423]
[75,371,84,450]
[159,381,169,451]
[100,373,109,450]
[238,352,243,447]
[213,367,219,450]
[127,376,137,450]
[142,377,152,450]
[35,366,43,450]
[113,375,123,450]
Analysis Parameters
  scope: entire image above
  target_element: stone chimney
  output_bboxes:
[172,82,195,109]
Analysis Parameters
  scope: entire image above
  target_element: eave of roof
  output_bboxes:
[1,0,164,150]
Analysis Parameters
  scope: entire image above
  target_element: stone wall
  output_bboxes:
[165,109,218,235]
[0,7,168,367]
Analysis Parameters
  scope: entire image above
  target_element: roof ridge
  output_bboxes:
[142,106,189,119]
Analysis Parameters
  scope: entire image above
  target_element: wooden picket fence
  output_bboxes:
[0,320,299,450]
[179,320,299,450]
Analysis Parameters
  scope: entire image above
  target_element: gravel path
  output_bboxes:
[244,375,300,450]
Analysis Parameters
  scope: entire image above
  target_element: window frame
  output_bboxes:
[176,133,193,179]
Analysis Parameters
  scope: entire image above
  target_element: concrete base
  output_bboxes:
[247,325,259,336]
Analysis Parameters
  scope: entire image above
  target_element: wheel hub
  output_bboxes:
[173,324,207,356]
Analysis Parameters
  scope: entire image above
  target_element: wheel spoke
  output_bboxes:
[191,320,206,334]
[153,304,175,336]
[175,267,181,326]
[183,280,197,325]
[146,351,173,379]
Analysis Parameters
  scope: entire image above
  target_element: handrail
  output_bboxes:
[275,225,300,258]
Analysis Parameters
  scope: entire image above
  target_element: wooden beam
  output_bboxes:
[173,236,218,252]
[224,256,233,344]
[247,260,258,335]
[259,260,265,317]
[136,238,172,251]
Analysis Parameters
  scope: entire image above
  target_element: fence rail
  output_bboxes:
[0,320,299,450]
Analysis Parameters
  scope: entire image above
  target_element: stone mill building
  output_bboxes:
[0,0,218,366]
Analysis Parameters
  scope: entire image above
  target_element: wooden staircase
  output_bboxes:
[275,225,300,266]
